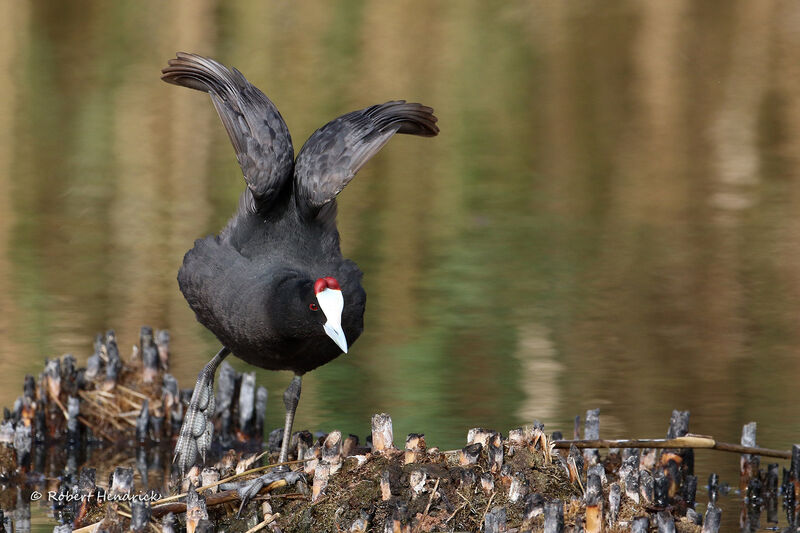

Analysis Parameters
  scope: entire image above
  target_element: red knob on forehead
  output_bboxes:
[314,278,327,294]
[314,277,341,294]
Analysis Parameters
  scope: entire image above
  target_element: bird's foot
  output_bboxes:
[221,469,305,518]
[173,363,217,473]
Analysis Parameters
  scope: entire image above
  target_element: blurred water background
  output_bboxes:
[2,1,800,530]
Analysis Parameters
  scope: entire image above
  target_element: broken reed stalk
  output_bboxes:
[552,436,792,459]
[371,413,394,452]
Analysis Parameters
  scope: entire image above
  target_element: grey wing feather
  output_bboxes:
[162,52,294,212]
[294,101,438,216]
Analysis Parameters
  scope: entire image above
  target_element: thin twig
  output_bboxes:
[119,396,144,411]
[252,449,270,463]
[271,493,306,500]
[244,513,280,533]
[423,478,440,517]
[568,456,584,495]
[480,491,495,526]
[456,491,471,504]
[47,386,69,419]
[84,391,115,405]
[78,393,126,429]
[116,384,150,400]
[455,490,477,515]
[445,502,468,524]
[76,416,115,442]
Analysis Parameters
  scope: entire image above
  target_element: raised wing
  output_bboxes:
[162,53,294,212]
[294,101,438,217]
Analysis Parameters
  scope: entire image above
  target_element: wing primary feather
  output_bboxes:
[294,101,439,216]
[162,53,294,213]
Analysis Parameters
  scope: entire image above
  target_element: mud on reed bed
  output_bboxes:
[0,328,798,532]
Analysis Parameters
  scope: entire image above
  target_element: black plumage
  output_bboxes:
[162,52,438,473]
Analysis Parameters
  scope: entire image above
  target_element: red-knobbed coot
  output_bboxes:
[161,53,438,488]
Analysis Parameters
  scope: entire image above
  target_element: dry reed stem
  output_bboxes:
[244,513,280,533]
[423,477,440,517]
[480,491,495,527]
[555,436,792,459]
[116,384,149,400]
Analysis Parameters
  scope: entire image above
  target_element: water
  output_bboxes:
[1,1,800,530]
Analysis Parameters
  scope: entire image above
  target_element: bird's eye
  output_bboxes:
[309,303,319,311]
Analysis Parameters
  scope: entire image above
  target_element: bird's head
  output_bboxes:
[310,276,348,353]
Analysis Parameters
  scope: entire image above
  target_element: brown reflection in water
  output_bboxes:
[774,0,800,399]
[0,1,28,398]
[528,0,800,438]
[513,323,562,424]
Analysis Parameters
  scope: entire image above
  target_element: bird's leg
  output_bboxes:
[173,346,230,474]
[225,374,304,517]
[278,374,302,467]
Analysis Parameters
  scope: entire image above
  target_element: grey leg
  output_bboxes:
[173,346,230,473]
[277,374,302,466]
[224,374,304,517]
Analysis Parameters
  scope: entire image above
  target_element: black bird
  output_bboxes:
[162,53,438,479]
